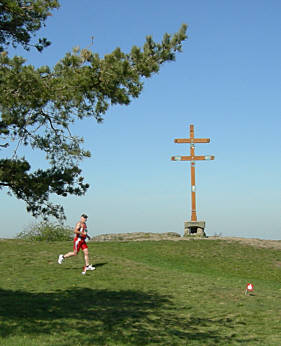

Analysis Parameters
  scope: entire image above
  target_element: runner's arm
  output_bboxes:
[74,222,87,237]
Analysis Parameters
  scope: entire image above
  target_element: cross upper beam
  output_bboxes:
[174,138,210,143]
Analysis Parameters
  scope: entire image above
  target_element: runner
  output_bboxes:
[58,214,95,274]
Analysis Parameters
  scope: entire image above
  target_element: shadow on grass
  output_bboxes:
[63,262,108,270]
[0,287,256,345]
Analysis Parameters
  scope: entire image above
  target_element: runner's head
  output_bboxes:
[81,214,88,222]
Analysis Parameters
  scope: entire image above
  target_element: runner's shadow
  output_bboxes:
[94,262,107,268]
[63,262,107,270]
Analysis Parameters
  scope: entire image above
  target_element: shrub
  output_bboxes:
[16,221,73,241]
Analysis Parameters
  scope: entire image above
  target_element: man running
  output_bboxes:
[58,214,95,275]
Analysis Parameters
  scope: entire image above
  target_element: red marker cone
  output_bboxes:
[245,283,254,295]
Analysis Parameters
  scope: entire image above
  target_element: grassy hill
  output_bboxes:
[0,238,281,345]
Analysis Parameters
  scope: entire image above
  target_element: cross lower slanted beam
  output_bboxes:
[171,155,215,161]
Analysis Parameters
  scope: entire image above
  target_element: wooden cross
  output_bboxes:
[171,124,214,222]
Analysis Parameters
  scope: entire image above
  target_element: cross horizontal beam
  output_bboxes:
[174,138,210,143]
[171,155,215,161]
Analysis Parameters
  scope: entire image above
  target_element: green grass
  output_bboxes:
[0,239,281,345]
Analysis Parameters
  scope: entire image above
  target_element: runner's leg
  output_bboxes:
[83,247,89,266]
[64,251,77,258]
[63,238,79,258]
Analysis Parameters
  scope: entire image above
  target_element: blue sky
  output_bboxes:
[1,0,280,239]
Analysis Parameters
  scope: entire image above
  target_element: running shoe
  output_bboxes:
[87,264,96,271]
[58,254,64,264]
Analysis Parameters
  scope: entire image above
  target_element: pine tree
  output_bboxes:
[0,0,187,219]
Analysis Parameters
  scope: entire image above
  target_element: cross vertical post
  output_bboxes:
[171,124,215,237]
[190,124,197,222]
